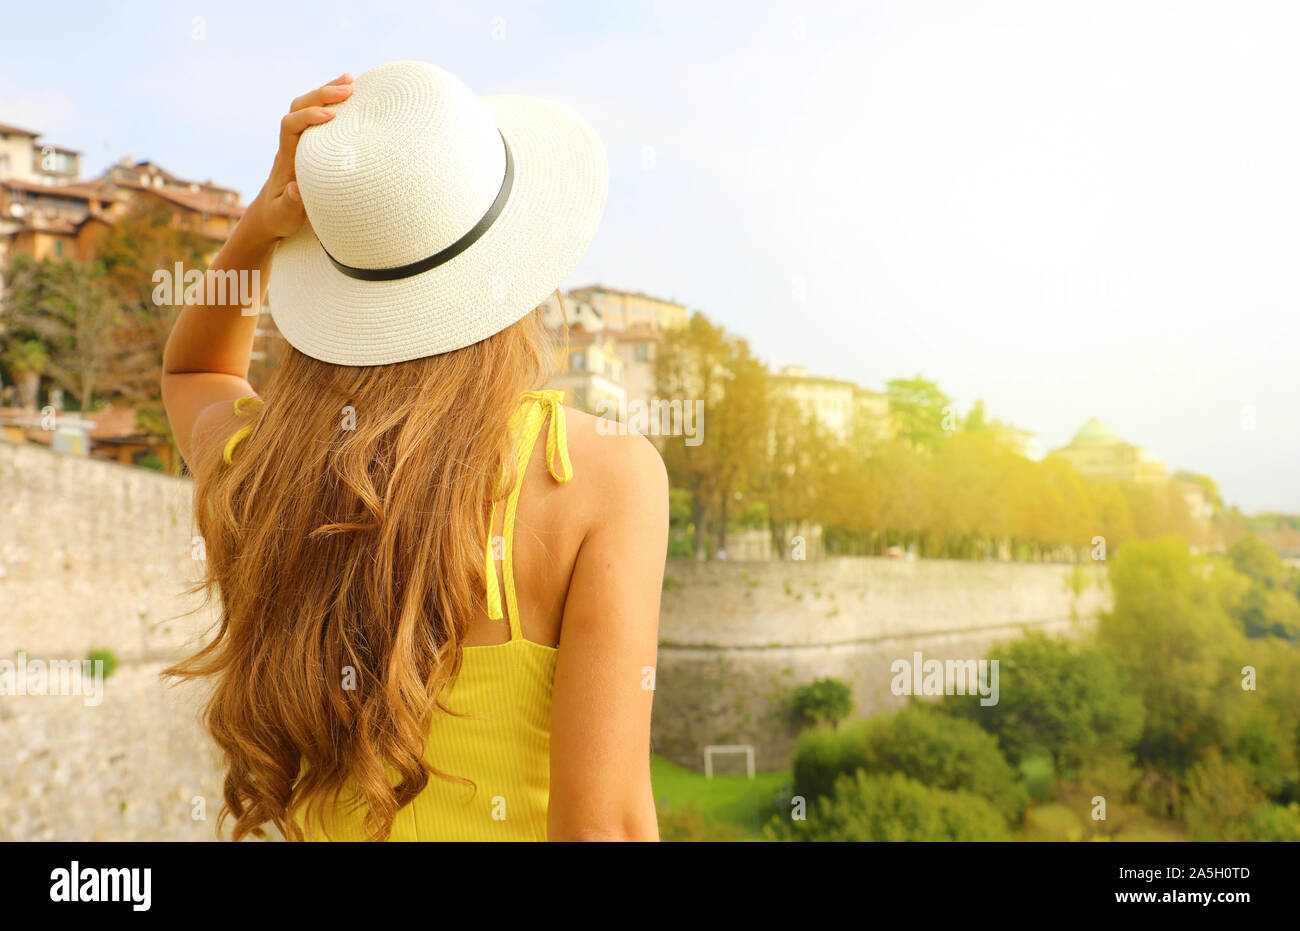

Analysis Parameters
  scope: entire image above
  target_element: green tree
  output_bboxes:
[93,198,211,439]
[941,632,1145,778]
[925,431,1014,557]
[963,399,991,433]
[885,375,952,451]
[1098,537,1247,772]
[1182,756,1263,841]
[788,677,854,728]
[656,313,769,559]
[759,394,834,557]
[1234,802,1300,841]
[0,338,49,410]
[866,437,931,553]
[0,254,121,413]
[1087,480,1138,551]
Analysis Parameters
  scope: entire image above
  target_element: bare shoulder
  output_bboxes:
[187,396,257,477]
[556,406,669,551]
[562,406,669,503]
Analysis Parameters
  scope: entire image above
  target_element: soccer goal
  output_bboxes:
[703,744,755,779]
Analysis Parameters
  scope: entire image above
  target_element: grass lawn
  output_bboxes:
[651,754,791,840]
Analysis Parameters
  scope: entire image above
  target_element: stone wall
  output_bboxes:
[0,441,221,840]
[652,559,1108,771]
[0,441,1109,839]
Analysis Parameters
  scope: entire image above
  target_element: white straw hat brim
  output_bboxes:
[270,94,607,366]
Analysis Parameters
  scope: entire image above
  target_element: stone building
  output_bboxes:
[769,364,893,444]
[548,326,627,416]
[567,284,688,332]
[0,121,80,185]
[84,158,243,244]
[0,122,272,468]
[1051,417,1167,484]
[542,287,688,413]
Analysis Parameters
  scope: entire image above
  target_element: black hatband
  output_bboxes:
[322,132,514,282]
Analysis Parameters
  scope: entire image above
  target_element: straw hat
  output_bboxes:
[270,60,608,365]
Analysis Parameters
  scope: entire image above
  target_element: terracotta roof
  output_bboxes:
[110,163,240,197]
[118,179,243,217]
[0,122,78,151]
[1,177,121,201]
[87,407,140,438]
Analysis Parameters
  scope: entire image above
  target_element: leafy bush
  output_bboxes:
[788,677,854,728]
[1222,705,1297,797]
[1019,751,1055,801]
[792,704,1025,821]
[774,771,1010,842]
[939,632,1144,777]
[1098,537,1247,770]
[1231,802,1300,842]
[1182,757,1262,841]
[1235,586,1300,641]
[1228,534,1296,591]
[1181,755,1300,841]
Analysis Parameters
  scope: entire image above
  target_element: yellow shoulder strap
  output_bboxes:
[483,391,572,630]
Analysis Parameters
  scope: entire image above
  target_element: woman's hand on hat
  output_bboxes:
[250,72,355,240]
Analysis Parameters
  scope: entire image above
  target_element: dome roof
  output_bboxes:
[1073,417,1117,443]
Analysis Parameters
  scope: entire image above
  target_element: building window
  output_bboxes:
[569,351,586,372]
[54,240,64,257]
[634,343,649,362]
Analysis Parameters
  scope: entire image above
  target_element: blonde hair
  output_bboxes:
[166,305,559,841]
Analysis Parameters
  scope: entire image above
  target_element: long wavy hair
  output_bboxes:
[165,302,560,842]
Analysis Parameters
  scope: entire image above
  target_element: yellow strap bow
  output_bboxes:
[222,396,265,464]
[484,391,573,621]
[523,389,573,484]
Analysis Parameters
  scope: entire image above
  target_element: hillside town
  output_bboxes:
[5,1,1300,856]
[0,117,1214,539]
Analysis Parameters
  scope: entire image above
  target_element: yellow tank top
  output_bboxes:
[223,389,572,841]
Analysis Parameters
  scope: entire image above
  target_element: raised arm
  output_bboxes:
[161,73,354,466]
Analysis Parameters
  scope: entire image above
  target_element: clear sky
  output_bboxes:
[4,0,1297,511]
